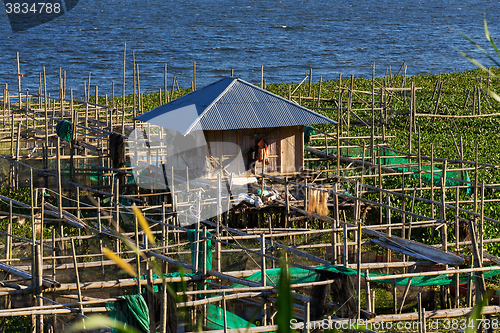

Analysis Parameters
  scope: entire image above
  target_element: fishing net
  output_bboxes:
[315,146,472,195]
[56,120,73,142]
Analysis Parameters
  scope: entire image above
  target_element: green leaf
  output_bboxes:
[484,13,500,60]
[465,293,488,333]
[453,25,500,67]
[277,261,293,333]
[63,314,142,333]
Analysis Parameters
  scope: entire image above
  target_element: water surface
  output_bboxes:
[0,0,498,97]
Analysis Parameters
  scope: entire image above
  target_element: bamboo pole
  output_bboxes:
[56,137,63,220]
[193,61,196,90]
[164,63,168,104]
[366,265,500,282]
[133,50,136,122]
[16,53,21,111]
[308,68,312,97]
[122,43,126,135]
[364,269,371,313]
[356,209,362,320]
[260,233,267,326]
[147,268,155,333]
[34,244,43,333]
[70,238,85,323]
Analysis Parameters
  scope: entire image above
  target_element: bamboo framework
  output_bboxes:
[0,57,498,332]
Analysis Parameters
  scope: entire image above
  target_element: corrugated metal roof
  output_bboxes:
[135,77,337,133]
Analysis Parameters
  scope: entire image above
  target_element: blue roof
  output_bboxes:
[135,77,337,134]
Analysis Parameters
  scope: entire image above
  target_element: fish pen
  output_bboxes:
[0,54,498,333]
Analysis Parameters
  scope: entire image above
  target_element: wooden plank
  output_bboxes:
[296,125,304,173]
[280,126,296,175]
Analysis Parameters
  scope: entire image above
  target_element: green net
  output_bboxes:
[133,271,255,331]
[234,265,500,288]
[315,146,472,195]
[304,126,317,145]
[113,264,499,331]
[56,120,73,142]
[367,268,500,286]
[232,265,356,288]
[187,229,213,271]
[205,303,257,330]
[106,294,150,333]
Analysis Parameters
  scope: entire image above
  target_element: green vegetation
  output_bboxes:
[122,67,500,256]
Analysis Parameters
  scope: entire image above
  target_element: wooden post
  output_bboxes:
[392,279,398,314]
[84,77,89,143]
[115,179,120,254]
[386,195,391,268]
[455,186,460,308]
[161,248,169,333]
[261,150,265,198]
[222,292,228,333]
[357,217,362,319]
[371,62,375,164]
[467,254,473,307]
[319,75,323,108]
[122,43,126,135]
[202,225,207,327]
[70,239,85,326]
[308,67,312,96]
[147,268,155,333]
[161,201,167,257]
[304,302,310,333]
[16,52,21,111]
[135,211,141,292]
[260,65,264,88]
[430,144,434,220]
[468,219,486,305]
[480,181,485,263]
[441,161,448,253]
[365,269,371,312]
[193,61,196,90]
[4,83,7,128]
[194,191,201,273]
[284,178,290,228]
[216,174,221,272]
[399,266,416,313]
[34,244,43,333]
[418,292,426,333]
[5,209,11,262]
[98,197,104,276]
[70,88,75,184]
[56,137,63,220]
[111,81,115,128]
[95,85,98,121]
[343,221,348,267]
[260,233,267,326]
[371,290,376,314]
[10,113,13,158]
[331,184,338,264]
[164,63,168,104]
[14,122,21,190]
[133,50,137,120]
[51,227,56,282]
[1,205,12,333]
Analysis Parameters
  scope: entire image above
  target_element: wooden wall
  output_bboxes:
[204,125,303,177]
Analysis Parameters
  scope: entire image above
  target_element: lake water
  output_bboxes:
[0,0,499,98]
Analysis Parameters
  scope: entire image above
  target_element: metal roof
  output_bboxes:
[135,77,337,134]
